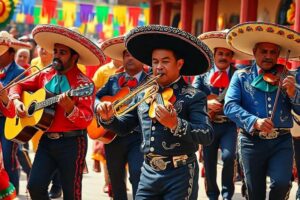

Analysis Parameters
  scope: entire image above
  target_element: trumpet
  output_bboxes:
[112,74,162,117]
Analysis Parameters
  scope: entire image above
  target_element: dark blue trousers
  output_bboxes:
[136,159,199,200]
[203,122,237,200]
[238,133,293,200]
[1,117,19,194]
[27,134,87,200]
[105,132,143,200]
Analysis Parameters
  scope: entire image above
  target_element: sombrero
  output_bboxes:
[0,31,32,56]
[226,22,300,58]
[125,25,213,75]
[199,30,252,60]
[100,35,125,61]
[32,24,106,66]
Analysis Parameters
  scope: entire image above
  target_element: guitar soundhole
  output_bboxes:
[27,102,36,116]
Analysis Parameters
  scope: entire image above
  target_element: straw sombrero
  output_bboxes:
[125,25,213,76]
[226,22,300,58]
[32,24,106,66]
[100,35,125,61]
[0,31,32,56]
[199,30,252,60]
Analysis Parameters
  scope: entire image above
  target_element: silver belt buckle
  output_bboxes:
[259,130,279,139]
[47,133,62,140]
[149,156,170,171]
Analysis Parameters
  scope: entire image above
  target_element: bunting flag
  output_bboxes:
[42,0,57,23]
[57,9,64,26]
[128,7,141,27]
[12,3,150,35]
[113,5,126,25]
[21,0,35,15]
[74,12,81,27]
[80,3,94,24]
[95,5,109,24]
[33,6,41,24]
[87,16,97,34]
[143,8,150,25]
[62,1,76,27]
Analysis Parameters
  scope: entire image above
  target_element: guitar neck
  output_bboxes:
[35,95,60,111]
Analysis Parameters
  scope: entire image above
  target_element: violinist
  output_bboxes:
[95,35,145,200]
[193,30,252,200]
[224,22,300,200]
[97,25,214,199]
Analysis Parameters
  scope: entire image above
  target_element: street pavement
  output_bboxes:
[17,138,298,200]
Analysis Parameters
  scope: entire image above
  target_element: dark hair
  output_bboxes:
[70,47,79,63]
[213,48,234,56]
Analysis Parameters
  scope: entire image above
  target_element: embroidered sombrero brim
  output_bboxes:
[0,31,32,56]
[125,25,213,76]
[226,22,300,58]
[100,36,125,61]
[32,24,106,66]
[199,30,253,60]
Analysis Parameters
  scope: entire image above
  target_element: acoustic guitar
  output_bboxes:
[207,88,228,120]
[5,83,94,144]
[87,87,130,144]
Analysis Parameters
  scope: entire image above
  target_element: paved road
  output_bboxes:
[17,139,298,200]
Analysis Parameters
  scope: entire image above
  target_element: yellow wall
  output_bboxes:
[257,0,281,23]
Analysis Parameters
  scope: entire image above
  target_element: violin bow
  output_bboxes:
[270,50,290,121]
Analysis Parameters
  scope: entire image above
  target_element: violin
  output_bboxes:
[148,87,176,118]
[262,63,296,85]
[262,64,285,85]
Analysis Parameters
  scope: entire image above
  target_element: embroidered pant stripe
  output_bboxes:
[73,136,87,200]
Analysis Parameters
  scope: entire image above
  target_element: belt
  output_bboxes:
[213,115,231,123]
[144,153,196,171]
[45,129,86,140]
[240,128,290,139]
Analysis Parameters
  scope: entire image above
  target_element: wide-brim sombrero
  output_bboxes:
[100,36,125,61]
[32,24,106,66]
[0,31,32,56]
[199,30,253,60]
[226,22,300,58]
[125,25,213,76]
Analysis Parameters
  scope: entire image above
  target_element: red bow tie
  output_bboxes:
[118,76,138,88]
[210,71,229,88]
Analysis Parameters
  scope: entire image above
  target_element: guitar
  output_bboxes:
[87,87,130,144]
[5,83,94,144]
[207,88,228,120]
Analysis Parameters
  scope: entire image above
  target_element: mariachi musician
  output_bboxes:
[8,24,105,200]
[97,25,214,199]
[193,29,252,200]
[224,22,300,200]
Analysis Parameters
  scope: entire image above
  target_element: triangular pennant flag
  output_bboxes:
[42,0,57,23]
[62,1,76,27]
[95,5,109,24]
[80,3,94,24]
[113,5,126,25]
[128,7,141,27]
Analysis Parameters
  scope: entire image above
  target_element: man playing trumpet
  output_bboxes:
[97,25,214,199]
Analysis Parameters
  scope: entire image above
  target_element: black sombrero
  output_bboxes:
[125,25,213,75]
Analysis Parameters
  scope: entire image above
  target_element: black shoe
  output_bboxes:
[49,186,62,199]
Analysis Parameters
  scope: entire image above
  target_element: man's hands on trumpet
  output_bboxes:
[96,101,114,121]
